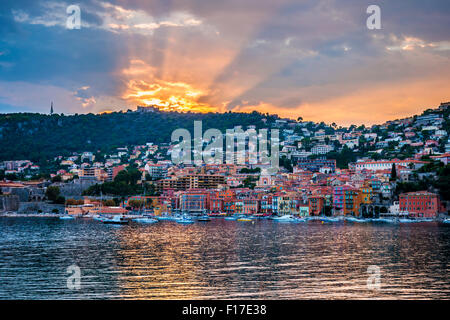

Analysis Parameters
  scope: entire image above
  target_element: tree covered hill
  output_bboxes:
[0,110,278,162]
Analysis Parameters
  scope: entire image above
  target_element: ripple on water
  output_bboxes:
[0,217,449,299]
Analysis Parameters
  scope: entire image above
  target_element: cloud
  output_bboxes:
[0,0,449,125]
[74,86,97,108]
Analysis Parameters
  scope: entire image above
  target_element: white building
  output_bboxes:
[311,144,334,155]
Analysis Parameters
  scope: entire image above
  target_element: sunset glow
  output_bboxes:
[1,1,449,125]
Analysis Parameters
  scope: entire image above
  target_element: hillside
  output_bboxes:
[0,110,278,162]
[0,103,449,167]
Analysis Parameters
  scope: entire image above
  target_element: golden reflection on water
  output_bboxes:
[112,222,240,299]
[105,221,450,299]
[2,218,447,299]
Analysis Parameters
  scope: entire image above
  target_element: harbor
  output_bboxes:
[0,216,449,299]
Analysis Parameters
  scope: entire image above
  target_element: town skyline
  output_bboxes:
[1,99,450,128]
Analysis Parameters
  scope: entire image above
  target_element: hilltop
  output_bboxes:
[0,102,449,168]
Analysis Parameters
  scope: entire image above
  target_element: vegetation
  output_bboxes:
[239,167,261,174]
[280,156,293,172]
[45,186,65,204]
[82,167,157,197]
[433,164,450,201]
[242,175,259,189]
[0,110,277,164]
[390,164,397,181]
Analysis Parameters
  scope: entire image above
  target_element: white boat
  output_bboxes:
[271,215,296,222]
[59,215,75,220]
[101,215,129,225]
[224,216,238,221]
[416,218,434,222]
[177,216,194,224]
[156,215,173,221]
[156,213,181,221]
[271,215,306,222]
[442,218,450,224]
[292,217,307,223]
[133,217,158,224]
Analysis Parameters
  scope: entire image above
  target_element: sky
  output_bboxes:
[0,0,449,125]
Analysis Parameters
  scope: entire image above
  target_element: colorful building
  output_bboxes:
[333,185,362,216]
[360,186,373,204]
[399,191,441,218]
[179,190,210,213]
[308,196,325,216]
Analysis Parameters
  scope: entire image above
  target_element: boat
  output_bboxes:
[101,215,129,225]
[156,213,181,221]
[197,215,211,222]
[224,216,238,221]
[416,218,434,222]
[133,217,158,224]
[237,216,254,222]
[156,215,173,221]
[177,216,194,224]
[271,215,297,222]
[59,215,75,220]
[304,216,320,221]
[253,213,269,219]
[442,218,450,224]
[208,212,226,217]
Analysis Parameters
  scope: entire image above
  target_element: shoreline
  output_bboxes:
[0,212,448,223]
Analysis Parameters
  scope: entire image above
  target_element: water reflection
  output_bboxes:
[0,218,449,299]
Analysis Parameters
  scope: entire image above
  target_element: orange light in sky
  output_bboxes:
[121,60,216,113]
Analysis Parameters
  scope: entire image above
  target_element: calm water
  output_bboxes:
[0,217,449,299]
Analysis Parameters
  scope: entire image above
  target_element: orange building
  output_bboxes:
[308,196,325,216]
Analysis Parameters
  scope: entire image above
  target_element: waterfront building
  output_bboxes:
[399,191,442,218]
[179,190,210,213]
[333,185,362,216]
[360,186,373,204]
[308,196,325,216]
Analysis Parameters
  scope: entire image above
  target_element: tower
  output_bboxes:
[50,102,54,115]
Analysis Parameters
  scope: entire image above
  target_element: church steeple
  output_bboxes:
[50,102,54,115]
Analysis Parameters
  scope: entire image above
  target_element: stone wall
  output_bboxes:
[58,179,99,197]
[0,187,29,202]
[0,194,20,212]
[17,202,65,214]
